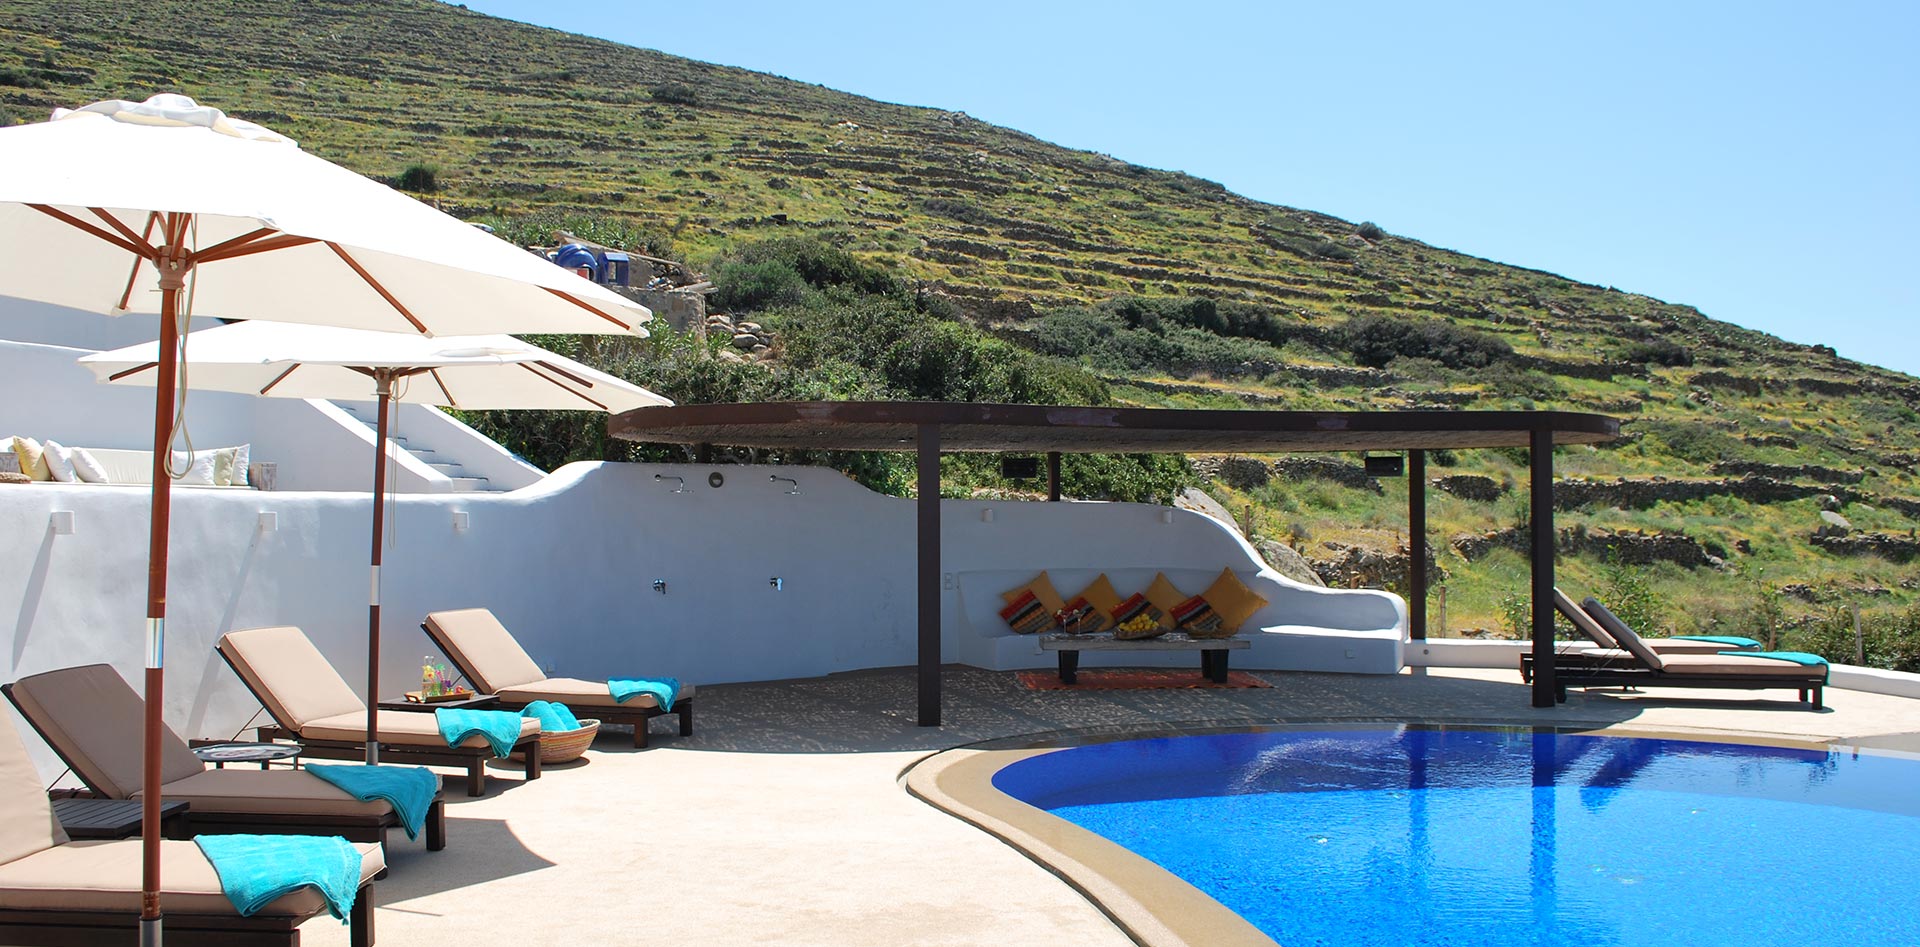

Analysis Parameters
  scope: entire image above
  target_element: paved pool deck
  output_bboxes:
[296,664,1920,946]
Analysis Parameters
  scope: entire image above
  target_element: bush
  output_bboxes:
[396,163,439,193]
[1598,555,1667,636]
[473,210,677,261]
[1357,221,1385,241]
[1619,338,1693,367]
[711,260,809,312]
[733,235,900,296]
[1335,314,1512,370]
[650,83,697,105]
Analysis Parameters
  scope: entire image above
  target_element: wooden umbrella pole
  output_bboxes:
[366,370,394,763]
[142,215,189,946]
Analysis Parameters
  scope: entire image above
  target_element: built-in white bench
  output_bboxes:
[67,447,256,489]
[955,566,1407,674]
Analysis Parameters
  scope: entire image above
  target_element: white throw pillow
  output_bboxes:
[168,450,218,486]
[41,440,77,482]
[69,447,110,483]
[232,443,251,486]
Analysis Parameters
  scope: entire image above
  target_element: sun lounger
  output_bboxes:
[217,626,541,796]
[1555,588,1760,655]
[1538,598,1827,709]
[0,713,384,947]
[422,608,694,749]
[4,664,445,854]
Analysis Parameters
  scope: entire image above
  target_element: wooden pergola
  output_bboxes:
[609,401,1621,723]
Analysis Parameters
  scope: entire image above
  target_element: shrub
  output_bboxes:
[732,235,900,296]
[1312,240,1355,261]
[1598,555,1667,636]
[1335,314,1512,370]
[650,82,697,105]
[1619,338,1693,367]
[1357,221,1386,241]
[711,260,809,312]
[396,163,439,193]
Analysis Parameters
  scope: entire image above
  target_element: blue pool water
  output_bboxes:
[992,728,1920,947]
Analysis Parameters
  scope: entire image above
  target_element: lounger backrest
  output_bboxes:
[0,710,67,864]
[217,626,366,730]
[1582,598,1665,671]
[422,609,546,692]
[4,665,204,799]
[1553,588,1616,648]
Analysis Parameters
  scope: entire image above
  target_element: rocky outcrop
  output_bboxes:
[1256,539,1326,587]
[1451,525,1725,570]
[1311,541,1443,590]
[1174,487,1239,530]
[1274,457,1384,495]
[706,313,775,357]
[1431,475,1503,502]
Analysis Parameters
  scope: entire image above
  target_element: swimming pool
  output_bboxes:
[991,728,1920,947]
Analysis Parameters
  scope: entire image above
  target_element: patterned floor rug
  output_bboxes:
[1017,669,1271,691]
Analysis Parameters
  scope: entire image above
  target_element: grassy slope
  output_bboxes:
[3,0,1916,641]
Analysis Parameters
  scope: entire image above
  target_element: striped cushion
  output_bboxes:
[999,590,1053,635]
[1057,595,1109,634]
[1171,595,1228,638]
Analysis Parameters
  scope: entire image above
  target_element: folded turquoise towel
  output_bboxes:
[1673,635,1764,648]
[521,700,582,733]
[195,833,361,920]
[609,676,680,710]
[435,707,526,758]
[306,763,438,841]
[1724,650,1831,683]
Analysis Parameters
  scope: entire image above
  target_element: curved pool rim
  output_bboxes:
[902,719,1909,947]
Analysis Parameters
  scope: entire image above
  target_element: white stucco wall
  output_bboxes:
[0,460,1409,778]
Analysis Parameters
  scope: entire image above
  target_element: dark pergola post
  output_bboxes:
[1046,451,1062,501]
[916,424,942,726]
[1408,449,1427,641]
[1529,427,1557,708]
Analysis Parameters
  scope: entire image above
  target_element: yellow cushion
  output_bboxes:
[10,437,50,481]
[1200,567,1270,632]
[1142,573,1186,631]
[1062,574,1124,634]
[1001,571,1066,619]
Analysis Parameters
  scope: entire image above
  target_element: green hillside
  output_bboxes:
[3,0,1917,660]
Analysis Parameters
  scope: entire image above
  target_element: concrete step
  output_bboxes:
[446,477,492,493]
[428,462,465,476]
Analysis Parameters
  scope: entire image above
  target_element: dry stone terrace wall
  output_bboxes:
[1451,525,1725,570]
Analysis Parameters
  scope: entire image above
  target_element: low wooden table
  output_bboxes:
[52,797,189,840]
[1039,631,1250,684]
[375,693,499,712]
[188,740,303,770]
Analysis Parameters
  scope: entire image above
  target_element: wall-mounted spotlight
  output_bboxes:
[451,510,470,532]
[769,474,799,495]
[654,473,687,493]
[257,511,278,533]
[49,510,75,535]
[980,508,995,523]
[1363,454,1406,478]
[1158,509,1175,525]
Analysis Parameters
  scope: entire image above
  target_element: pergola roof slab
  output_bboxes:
[609,401,1621,453]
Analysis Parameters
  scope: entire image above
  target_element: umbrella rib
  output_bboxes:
[258,363,301,396]
[521,362,608,410]
[29,204,150,257]
[531,360,596,389]
[89,208,155,250]
[326,242,429,334]
[540,287,633,331]
[191,227,281,262]
[198,233,321,263]
[108,361,159,382]
[428,368,458,408]
[117,213,164,312]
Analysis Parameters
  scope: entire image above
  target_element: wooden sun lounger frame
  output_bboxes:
[1519,652,1826,709]
[1,682,447,855]
[419,620,693,749]
[0,883,374,947]
[216,649,541,797]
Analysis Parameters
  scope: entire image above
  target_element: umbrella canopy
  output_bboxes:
[0,95,650,335]
[80,320,673,412]
[0,94,650,944]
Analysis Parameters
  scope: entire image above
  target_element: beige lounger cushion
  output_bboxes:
[7,664,206,798]
[0,839,382,915]
[0,720,66,863]
[1656,653,1823,677]
[218,627,366,729]
[423,608,546,692]
[298,709,538,748]
[1554,588,1615,648]
[138,770,407,818]
[498,677,698,710]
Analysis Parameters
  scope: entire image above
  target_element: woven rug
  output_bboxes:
[1017,669,1270,691]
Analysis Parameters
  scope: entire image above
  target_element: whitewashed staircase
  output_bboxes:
[333,401,507,493]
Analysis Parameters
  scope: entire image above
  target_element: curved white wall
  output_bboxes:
[0,461,1407,778]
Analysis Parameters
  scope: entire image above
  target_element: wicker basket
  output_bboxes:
[511,719,600,765]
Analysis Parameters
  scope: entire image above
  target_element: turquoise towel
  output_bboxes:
[434,707,526,758]
[1673,635,1764,648]
[1724,650,1831,683]
[305,763,438,841]
[609,676,680,710]
[195,833,361,920]
[521,700,582,733]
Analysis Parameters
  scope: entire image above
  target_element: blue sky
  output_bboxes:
[454,1,1918,377]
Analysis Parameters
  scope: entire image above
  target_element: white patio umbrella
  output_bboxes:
[0,94,649,944]
[82,321,672,765]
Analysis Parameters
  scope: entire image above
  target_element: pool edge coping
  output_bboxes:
[903,716,1858,947]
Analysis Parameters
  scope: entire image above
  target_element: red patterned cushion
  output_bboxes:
[999,590,1054,635]
[1057,595,1110,634]
[1171,595,1229,638]
[1110,593,1168,640]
